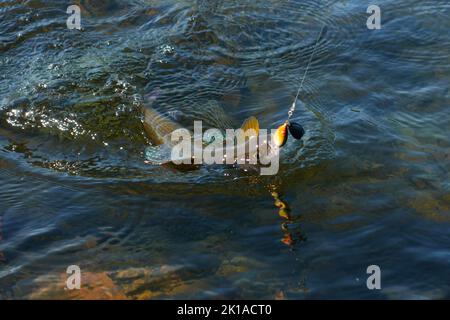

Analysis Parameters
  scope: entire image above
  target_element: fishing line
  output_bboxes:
[273,24,326,148]
[287,24,326,120]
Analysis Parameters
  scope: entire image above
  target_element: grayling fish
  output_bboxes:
[141,90,263,168]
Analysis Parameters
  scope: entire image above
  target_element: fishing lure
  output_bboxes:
[273,25,326,148]
[273,122,289,147]
[273,121,305,148]
[288,121,305,140]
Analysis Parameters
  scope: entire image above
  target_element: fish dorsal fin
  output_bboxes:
[240,116,259,137]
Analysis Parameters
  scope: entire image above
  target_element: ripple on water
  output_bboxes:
[0,0,345,180]
[1,0,450,299]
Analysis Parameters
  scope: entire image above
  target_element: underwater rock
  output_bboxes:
[114,267,153,280]
[407,193,450,222]
[216,256,265,277]
[275,290,286,300]
[28,272,126,300]
[108,265,214,299]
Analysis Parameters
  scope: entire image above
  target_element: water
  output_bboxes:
[0,0,449,299]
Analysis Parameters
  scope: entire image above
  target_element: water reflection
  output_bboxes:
[268,184,306,248]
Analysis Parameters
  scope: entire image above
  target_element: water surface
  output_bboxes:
[0,0,449,299]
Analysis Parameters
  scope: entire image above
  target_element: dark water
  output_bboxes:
[0,0,449,299]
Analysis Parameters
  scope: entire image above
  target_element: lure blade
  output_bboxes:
[273,123,288,147]
[288,122,305,140]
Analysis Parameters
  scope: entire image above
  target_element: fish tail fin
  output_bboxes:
[240,116,260,137]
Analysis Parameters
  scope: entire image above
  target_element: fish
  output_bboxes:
[240,116,260,137]
[141,91,263,170]
[143,104,183,148]
[142,103,195,170]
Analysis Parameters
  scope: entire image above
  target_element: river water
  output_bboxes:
[0,0,449,299]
